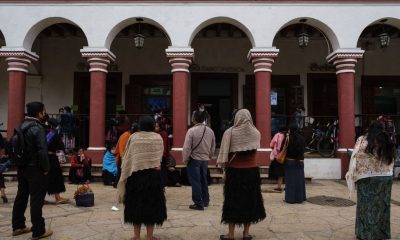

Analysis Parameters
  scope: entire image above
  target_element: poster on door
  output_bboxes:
[271,90,278,106]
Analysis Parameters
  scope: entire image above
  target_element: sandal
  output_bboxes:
[56,198,70,204]
[220,235,234,240]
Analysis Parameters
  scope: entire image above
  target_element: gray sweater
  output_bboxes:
[182,123,216,163]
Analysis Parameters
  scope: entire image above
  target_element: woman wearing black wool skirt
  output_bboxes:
[217,109,266,240]
[117,115,166,240]
[284,123,306,204]
[46,118,69,204]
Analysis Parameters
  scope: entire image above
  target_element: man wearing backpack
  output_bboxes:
[12,102,53,239]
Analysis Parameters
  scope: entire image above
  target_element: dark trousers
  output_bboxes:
[187,159,209,207]
[12,166,48,237]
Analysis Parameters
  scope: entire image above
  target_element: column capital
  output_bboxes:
[247,48,279,73]
[0,47,38,72]
[327,48,364,75]
[80,47,115,73]
[166,47,194,73]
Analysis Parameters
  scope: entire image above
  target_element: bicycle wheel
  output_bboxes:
[317,136,336,157]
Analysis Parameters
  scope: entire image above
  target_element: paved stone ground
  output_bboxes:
[0,180,399,240]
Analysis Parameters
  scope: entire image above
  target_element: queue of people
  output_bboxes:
[3,101,397,240]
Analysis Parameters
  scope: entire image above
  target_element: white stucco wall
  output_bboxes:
[304,158,342,179]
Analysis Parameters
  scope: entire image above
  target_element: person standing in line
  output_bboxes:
[182,110,216,210]
[217,109,266,240]
[269,125,288,192]
[346,121,395,240]
[12,102,53,239]
[155,122,170,187]
[45,118,69,204]
[111,123,139,211]
[114,122,139,188]
[117,116,166,240]
[284,123,306,204]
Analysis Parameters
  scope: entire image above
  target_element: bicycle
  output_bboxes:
[305,120,338,157]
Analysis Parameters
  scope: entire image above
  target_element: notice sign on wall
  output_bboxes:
[271,90,278,106]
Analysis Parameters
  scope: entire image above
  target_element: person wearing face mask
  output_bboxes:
[193,103,211,127]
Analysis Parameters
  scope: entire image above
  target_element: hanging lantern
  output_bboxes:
[298,32,309,48]
[134,34,145,49]
[379,32,390,48]
[134,18,145,49]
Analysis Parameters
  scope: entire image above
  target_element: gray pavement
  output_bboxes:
[0,180,399,240]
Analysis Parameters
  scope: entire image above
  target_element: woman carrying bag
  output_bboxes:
[217,109,266,240]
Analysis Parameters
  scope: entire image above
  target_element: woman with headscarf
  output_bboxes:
[284,123,306,204]
[346,121,395,240]
[217,109,266,240]
[46,118,69,204]
[117,116,166,240]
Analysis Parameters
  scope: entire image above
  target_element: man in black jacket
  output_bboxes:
[12,102,53,239]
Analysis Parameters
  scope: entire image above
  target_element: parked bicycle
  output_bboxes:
[305,120,338,157]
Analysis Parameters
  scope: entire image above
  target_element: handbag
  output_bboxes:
[74,184,94,207]
[276,135,289,164]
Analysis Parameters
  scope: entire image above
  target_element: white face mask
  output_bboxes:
[199,108,204,112]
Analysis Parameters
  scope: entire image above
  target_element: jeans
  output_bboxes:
[12,166,48,237]
[187,159,209,207]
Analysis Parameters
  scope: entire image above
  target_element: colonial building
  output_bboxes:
[1,0,399,179]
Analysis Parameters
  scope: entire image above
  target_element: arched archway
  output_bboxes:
[105,17,171,49]
[23,17,88,51]
[356,18,400,134]
[28,22,89,148]
[271,18,338,139]
[108,18,172,131]
[189,17,255,47]
[190,21,253,143]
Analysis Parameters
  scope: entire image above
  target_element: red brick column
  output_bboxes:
[247,48,279,149]
[327,49,364,178]
[0,49,38,139]
[81,48,115,163]
[166,48,194,163]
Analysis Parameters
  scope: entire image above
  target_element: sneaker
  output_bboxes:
[189,204,204,211]
[12,227,32,236]
[30,229,53,240]
[111,206,120,211]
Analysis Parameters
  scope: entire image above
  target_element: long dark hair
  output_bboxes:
[365,121,395,164]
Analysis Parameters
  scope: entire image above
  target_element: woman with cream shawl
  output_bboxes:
[217,109,266,240]
[117,116,166,240]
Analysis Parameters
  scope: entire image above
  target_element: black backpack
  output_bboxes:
[10,123,34,167]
